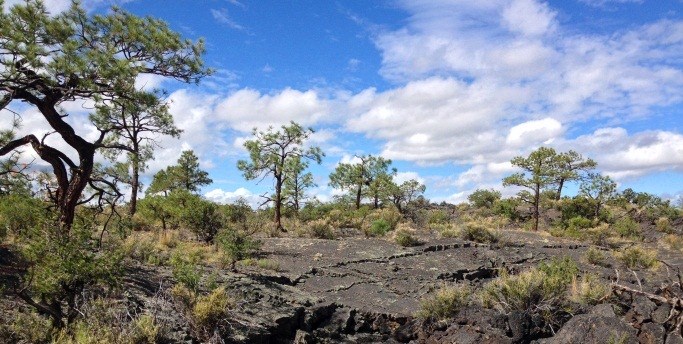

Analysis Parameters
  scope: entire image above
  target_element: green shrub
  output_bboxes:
[181,194,222,243]
[460,222,499,243]
[395,229,419,247]
[433,223,459,238]
[613,217,641,239]
[569,274,610,307]
[417,284,471,320]
[482,258,579,332]
[0,193,46,239]
[585,247,608,267]
[619,246,658,269]
[256,259,280,271]
[215,226,261,269]
[655,217,673,233]
[468,189,502,209]
[427,209,450,225]
[192,287,232,330]
[300,219,335,239]
[368,219,391,237]
[493,198,522,221]
[169,251,202,290]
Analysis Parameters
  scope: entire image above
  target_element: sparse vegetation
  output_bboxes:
[417,284,471,320]
[618,246,659,269]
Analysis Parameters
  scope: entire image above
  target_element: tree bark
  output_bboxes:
[555,178,565,200]
[275,174,284,231]
[533,183,540,231]
[355,184,362,209]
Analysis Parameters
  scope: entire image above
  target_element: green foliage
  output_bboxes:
[612,217,641,239]
[569,274,611,307]
[395,228,419,247]
[619,246,658,269]
[238,121,323,230]
[655,217,672,233]
[482,257,580,331]
[301,219,335,239]
[427,209,450,225]
[329,155,394,209]
[579,173,616,218]
[0,193,46,239]
[585,247,608,267]
[148,150,212,195]
[169,249,202,291]
[368,219,391,237]
[417,284,471,320]
[492,198,522,221]
[180,194,222,243]
[468,189,502,209]
[215,225,261,268]
[192,286,232,331]
[460,222,500,244]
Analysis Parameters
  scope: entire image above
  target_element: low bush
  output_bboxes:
[569,274,611,307]
[664,235,683,251]
[612,217,641,240]
[192,287,233,331]
[585,247,609,267]
[170,250,202,291]
[299,219,335,239]
[395,228,419,247]
[460,222,499,244]
[618,246,658,269]
[482,258,580,332]
[656,217,673,233]
[427,209,450,225]
[367,219,391,237]
[417,284,471,320]
[256,258,281,271]
[215,225,261,270]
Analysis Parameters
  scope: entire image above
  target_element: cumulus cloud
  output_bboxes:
[214,88,331,132]
[204,187,262,207]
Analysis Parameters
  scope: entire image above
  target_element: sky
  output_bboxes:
[2,0,683,206]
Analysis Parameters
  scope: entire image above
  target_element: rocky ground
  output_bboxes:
[110,228,683,343]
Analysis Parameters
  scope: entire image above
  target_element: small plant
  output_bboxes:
[368,219,391,237]
[585,247,608,267]
[664,235,683,251]
[656,217,673,233]
[417,284,471,320]
[460,222,499,243]
[427,209,450,225]
[618,246,658,269]
[130,314,162,344]
[395,229,419,247]
[300,219,335,239]
[170,250,202,290]
[612,217,641,239]
[215,226,261,270]
[569,274,610,307]
[192,287,233,330]
[257,259,281,271]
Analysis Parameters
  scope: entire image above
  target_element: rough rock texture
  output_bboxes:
[549,313,639,344]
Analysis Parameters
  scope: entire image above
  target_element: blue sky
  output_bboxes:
[3,0,683,206]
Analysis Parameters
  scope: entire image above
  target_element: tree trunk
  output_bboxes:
[533,183,540,231]
[129,157,140,217]
[275,175,284,231]
[555,178,565,200]
[374,194,379,209]
[355,184,362,209]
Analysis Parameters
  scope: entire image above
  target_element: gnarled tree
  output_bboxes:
[0,1,208,232]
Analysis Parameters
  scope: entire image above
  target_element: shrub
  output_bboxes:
[664,235,683,251]
[395,229,419,247]
[427,209,450,225]
[432,223,459,238]
[460,222,499,244]
[493,198,522,221]
[170,250,202,290]
[129,314,162,344]
[482,258,579,332]
[468,189,502,209]
[656,217,673,233]
[300,219,335,239]
[569,274,610,307]
[613,217,641,239]
[181,195,222,243]
[192,287,232,330]
[417,284,471,320]
[585,247,608,267]
[256,259,281,271]
[0,193,46,239]
[215,226,261,269]
[618,246,658,269]
[367,219,391,237]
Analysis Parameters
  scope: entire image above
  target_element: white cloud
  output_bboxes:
[506,118,563,147]
[211,8,245,31]
[214,88,331,132]
[204,187,262,207]
[394,171,425,185]
[501,0,556,37]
